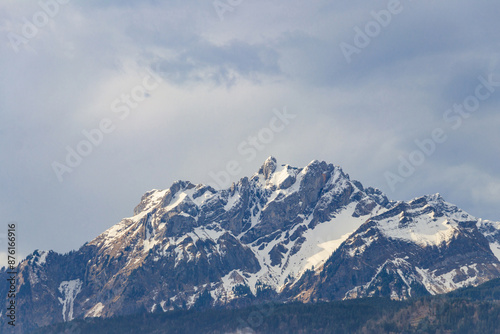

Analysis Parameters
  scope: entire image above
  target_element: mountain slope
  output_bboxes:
[1,157,499,332]
[34,279,500,334]
[284,194,500,302]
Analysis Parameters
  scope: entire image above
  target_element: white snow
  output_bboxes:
[96,219,136,249]
[377,211,460,247]
[143,239,157,253]
[375,201,497,250]
[190,226,225,243]
[210,270,246,303]
[252,163,304,195]
[235,177,383,293]
[85,302,104,318]
[190,187,216,207]
[224,193,241,211]
[304,233,352,270]
[174,244,186,267]
[267,164,295,188]
[37,251,49,266]
[289,203,369,279]
[241,202,376,292]
[129,189,169,222]
[396,268,413,297]
[489,241,500,262]
[58,279,83,322]
[166,192,188,211]
[415,264,480,295]
[186,294,197,308]
[103,223,125,239]
[140,189,168,213]
[143,215,158,253]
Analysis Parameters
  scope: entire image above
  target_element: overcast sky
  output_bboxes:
[1,0,500,265]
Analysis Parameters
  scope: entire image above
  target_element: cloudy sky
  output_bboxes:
[1,0,500,264]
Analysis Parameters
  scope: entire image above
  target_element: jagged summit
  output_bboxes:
[258,156,278,179]
[2,157,500,332]
[408,193,445,204]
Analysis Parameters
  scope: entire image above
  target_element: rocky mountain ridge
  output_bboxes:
[2,157,500,332]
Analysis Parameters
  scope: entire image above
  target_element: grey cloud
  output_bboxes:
[149,40,281,86]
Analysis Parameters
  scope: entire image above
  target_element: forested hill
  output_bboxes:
[34,279,500,334]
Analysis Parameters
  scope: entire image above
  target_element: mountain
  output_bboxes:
[33,278,500,334]
[2,157,500,332]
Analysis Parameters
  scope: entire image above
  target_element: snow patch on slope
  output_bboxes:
[375,199,470,247]
[224,192,241,211]
[85,302,104,318]
[243,202,376,292]
[304,233,352,271]
[96,219,136,249]
[37,251,49,266]
[58,279,83,322]
[378,216,459,247]
[191,226,226,242]
[166,192,188,211]
[292,203,369,278]
[267,164,295,188]
[253,163,303,193]
[415,264,480,295]
[210,270,246,303]
[490,242,500,262]
[29,250,49,267]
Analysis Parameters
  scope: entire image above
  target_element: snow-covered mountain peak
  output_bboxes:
[258,156,278,179]
[426,193,444,202]
[4,158,500,331]
[260,163,302,190]
[26,250,50,267]
[306,159,321,167]
[367,193,480,248]
[131,180,218,218]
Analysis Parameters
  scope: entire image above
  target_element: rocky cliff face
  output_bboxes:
[283,195,500,302]
[2,157,500,332]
